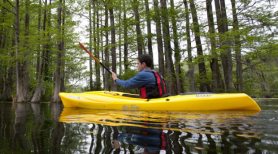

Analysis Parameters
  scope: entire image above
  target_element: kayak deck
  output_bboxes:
[59,91,261,111]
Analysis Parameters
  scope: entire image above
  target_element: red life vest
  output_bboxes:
[140,71,167,99]
[160,132,166,150]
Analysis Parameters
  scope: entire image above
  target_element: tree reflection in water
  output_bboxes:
[13,103,29,151]
[11,103,65,153]
[0,103,272,154]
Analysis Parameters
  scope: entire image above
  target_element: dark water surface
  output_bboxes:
[0,99,278,154]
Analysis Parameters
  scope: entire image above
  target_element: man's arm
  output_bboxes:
[112,72,147,89]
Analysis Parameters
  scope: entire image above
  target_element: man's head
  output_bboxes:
[137,54,153,71]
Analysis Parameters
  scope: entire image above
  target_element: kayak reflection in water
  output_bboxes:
[112,126,167,154]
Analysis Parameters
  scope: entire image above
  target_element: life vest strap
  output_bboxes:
[160,132,166,150]
[140,87,147,98]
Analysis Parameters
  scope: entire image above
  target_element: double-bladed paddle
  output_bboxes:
[79,42,112,74]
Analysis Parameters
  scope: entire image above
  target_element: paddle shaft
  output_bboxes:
[79,42,112,74]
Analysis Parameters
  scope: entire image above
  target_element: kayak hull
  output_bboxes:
[59,91,261,111]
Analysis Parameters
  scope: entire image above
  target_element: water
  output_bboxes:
[0,99,277,154]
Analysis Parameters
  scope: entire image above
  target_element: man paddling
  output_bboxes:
[111,54,167,99]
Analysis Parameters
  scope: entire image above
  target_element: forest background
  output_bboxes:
[0,0,277,103]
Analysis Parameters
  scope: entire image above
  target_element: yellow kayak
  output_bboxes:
[59,91,261,111]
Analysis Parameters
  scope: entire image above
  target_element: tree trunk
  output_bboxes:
[160,0,177,95]
[0,0,4,49]
[2,64,14,101]
[95,0,101,90]
[123,0,129,72]
[52,0,65,103]
[231,0,243,91]
[31,0,49,102]
[144,0,153,58]
[214,0,233,92]
[61,0,66,92]
[89,0,93,90]
[44,0,52,81]
[101,11,105,89]
[189,0,210,92]
[36,0,42,80]
[170,0,184,93]
[104,3,110,90]
[118,0,122,76]
[153,0,164,75]
[109,1,117,90]
[206,0,224,92]
[183,0,195,92]
[132,0,144,57]
[15,0,29,102]
[257,71,271,97]
[1,49,14,101]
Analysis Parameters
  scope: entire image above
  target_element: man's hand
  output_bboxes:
[111,72,118,81]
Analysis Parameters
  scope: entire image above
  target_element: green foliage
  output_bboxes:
[116,69,138,93]
[120,69,137,80]
[42,81,54,101]
[242,39,278,97]
[1,0,277,100]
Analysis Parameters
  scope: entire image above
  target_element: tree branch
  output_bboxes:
[6,0,14,8]
[0,4,15,15]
